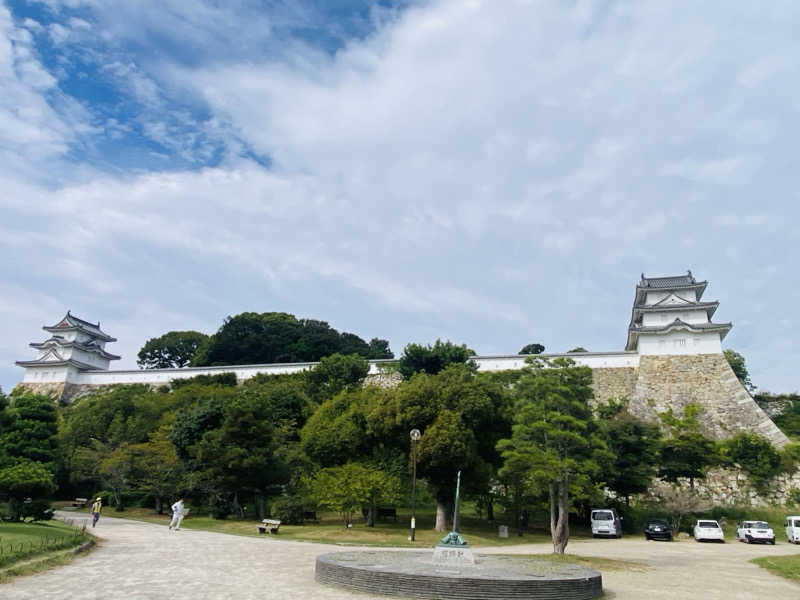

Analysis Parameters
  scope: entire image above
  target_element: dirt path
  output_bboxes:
[2,514,799,599]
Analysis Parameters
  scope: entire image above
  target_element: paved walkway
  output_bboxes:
[3,513,799,599]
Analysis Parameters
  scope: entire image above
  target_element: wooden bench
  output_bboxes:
[72,497,89,508]
[257,519,281,534]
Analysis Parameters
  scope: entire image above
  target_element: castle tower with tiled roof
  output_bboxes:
[626,271,732,355]
[16,311,120,386]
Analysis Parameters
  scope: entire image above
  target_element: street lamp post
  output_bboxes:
[409,428,421,541]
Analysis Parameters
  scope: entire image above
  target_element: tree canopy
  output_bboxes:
[192,312,392,366]
[519,343,545,355]
[724,349,755,392]
[397,340,474,379]
[137,330,210,368]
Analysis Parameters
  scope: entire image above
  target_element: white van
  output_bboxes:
[785,516,800,544]
[591,508,623,538]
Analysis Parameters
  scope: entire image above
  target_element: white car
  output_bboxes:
[591,508,623,538]
[785,516,800,544]
[736,521,775,545]
[694,519,725,542]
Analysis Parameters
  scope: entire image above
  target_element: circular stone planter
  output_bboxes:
[315,551,602,600]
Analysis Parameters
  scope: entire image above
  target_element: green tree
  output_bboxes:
[175,386,293,518]
[657,403,718,488]
[0,461,56,521]
[369,364,511,531]
[194,312,382,366]
[130,426,185,514]
[496,358,609,554]
[306,353,370,403]
[519,343,545,355]
[0,394,59,467]
[568,347,588,353]
[367,338,394,359]
[137,330,209,368]
[721,433,781,490]
[597,399,661,504]
[724,349,755,393]
[310,463,400,527]
[397,340,474,379]
[301,387,386,468]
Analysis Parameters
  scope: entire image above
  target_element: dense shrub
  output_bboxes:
[21,499,54,521]
[171,372,237,389]
[271,495,307,525]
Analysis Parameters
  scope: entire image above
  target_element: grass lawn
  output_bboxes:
[525,553,647,572]
[0,519,92,577]
[751,554,800,584]
[71,505,592,547]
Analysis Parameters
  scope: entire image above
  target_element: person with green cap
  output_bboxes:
[90,497,102,528]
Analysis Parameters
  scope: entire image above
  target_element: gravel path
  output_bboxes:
[3,513,799,599]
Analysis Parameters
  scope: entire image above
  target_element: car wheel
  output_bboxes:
[746,536,752,544]
[645,534,650,541]
[668,535,673,542]
[770,539,775,545]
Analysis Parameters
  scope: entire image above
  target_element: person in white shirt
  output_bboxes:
[169,499,185,530]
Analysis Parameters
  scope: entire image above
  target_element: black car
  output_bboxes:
[644,519,673,541]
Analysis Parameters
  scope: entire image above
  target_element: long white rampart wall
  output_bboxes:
[55,351,641,386]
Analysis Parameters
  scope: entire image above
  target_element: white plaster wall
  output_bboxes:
[473,352,640,371]
[644,289,699,305]
[59,353,641,387]
[637,330,722,355]
[22,365,71,383]
[641,308,709,326]
[69,347,110,369]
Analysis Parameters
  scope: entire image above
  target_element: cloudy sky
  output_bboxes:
[2,0,799,394]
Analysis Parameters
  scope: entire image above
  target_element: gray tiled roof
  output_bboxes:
[43,311,116,342]
[639,271,697,288]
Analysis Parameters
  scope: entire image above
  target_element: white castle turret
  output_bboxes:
[626,271,732,355]
[16,311,120,387]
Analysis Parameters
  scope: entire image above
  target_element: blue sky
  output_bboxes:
[1,0,799,394]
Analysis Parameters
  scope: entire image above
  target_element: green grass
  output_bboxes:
[82,505,593,547]
[0,520,91,571]
[525,553,647,572]
[751,554,800,584]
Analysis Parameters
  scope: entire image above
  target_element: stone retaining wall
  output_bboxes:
[629,354,788,446]
[648,467,800,507]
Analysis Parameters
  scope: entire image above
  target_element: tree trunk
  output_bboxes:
[551,478,570,554]
[515,484,523,536]
[257,496,266,520]
[113,487,124,511]
[435,500,449,532]
[155,496,163,515]
[487,497,494,522]
[367,501,375,527]
[232,492,244,518]
[8,498,21,521]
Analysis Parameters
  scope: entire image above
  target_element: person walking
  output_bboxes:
[169,499,185,531]
[90,497,102,528]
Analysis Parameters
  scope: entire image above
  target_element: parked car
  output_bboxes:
[694,519,725,542]
[644,518,673,541]
[736,521,775,544]
[591,508,623,538]
[785,516,800,544]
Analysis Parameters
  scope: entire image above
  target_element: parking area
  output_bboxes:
[2,514,799,599]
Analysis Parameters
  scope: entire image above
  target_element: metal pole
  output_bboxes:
[453,470,461,533]
[410,436,417,541]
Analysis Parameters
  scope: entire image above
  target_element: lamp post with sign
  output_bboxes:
[409,428,421,541]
